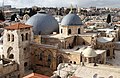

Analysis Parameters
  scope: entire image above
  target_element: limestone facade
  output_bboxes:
[0,22,117,77]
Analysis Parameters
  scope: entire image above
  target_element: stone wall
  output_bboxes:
[96,42,115,58]
[77,36,92,45]
[30,43,58,76]
[0,61,19,78]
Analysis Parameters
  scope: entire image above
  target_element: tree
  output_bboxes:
[11,14,17,21]
[29,8,37,17]
[0,10,5,21]
[106,14,111,24]
[19,9,23,16]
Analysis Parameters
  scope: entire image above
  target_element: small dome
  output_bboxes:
[26,13,59,35]
[82,46,97,57]
[61,13,82,26]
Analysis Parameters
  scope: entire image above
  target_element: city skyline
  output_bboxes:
[0,0,120,8]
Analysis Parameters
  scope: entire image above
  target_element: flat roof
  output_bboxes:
[62,45,106,54]
[42,34,74,39]
[54,63,120,78]
[42,33,98,39]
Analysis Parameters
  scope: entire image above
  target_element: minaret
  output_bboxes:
[77,7,81,16]
[3,23,33,78]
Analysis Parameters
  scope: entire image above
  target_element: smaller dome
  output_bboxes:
[61,13,82,26]
[82,46,97,57]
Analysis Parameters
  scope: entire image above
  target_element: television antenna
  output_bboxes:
[2,0,4,12]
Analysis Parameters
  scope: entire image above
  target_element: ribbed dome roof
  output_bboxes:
[82,46,97,57]
[61,13,82,26]
[26,13,59,35]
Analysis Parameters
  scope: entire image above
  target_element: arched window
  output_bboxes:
[24,62,28,70]
[70,61,72,63]
[24,62,28,67]
[47,54,52,67]
[74,61,76,64]
[21,34,24,41]
[82,41,85,45]
[7,47,13,59]
[8,34,10,41]
[58,56,63,64]
[68,29,71,35]
[61,29,63,33]
[80,54,82,62]
[11,34,14,42]
[25,33,28,40]
[9,54,14,59]
[48,54,51,62]
[78,28,80,34]
[107,49,110,56]
[39,53,43,61]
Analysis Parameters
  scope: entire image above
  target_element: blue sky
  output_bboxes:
[0,0,120,8]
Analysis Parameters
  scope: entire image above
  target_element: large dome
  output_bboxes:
[61,13,82,26]
[26,13,59,35]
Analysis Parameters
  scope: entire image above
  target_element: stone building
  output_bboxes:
[0,12,117,78]
[1,23,33,78]
[31,13,114,75]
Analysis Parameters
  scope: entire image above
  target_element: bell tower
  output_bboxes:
[3,23,33,77]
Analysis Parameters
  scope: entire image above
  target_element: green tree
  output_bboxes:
[106,14,111,24]
[0,10,5,21]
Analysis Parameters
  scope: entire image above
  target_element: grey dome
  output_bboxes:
[61,13,82,26]
[117,12,120,17]
[26,13,59,35]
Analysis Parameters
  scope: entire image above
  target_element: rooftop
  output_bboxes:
[61,45,106,55]
[5,23,32,30]
[53,50,120,78]
[97,37,114,43]
[23,73,49,78]
[42,33,98,40]
[54,63,120,78]
[42,34,74,39]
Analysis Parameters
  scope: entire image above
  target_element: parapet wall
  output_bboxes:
[0,61,18,76]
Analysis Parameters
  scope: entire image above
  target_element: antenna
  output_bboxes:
[2,0,4,12]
